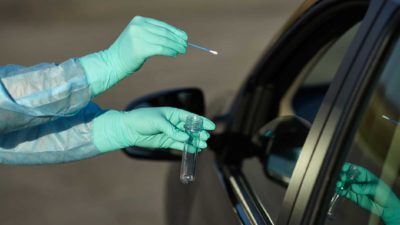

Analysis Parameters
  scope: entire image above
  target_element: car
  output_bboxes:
[123,0,400,224]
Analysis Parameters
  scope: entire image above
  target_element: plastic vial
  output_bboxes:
[327,165,361,219]
[180,115,203,184]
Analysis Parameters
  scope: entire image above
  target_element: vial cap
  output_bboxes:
[184,115,203,132]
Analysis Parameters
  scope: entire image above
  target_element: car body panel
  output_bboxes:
[166,151,242,225]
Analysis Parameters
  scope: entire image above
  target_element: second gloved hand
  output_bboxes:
[336,163,400,225]
[92,107,215,152]
[80,16,188,96]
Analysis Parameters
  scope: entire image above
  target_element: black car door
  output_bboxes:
[184,0,382,225]
[284,0,400,224]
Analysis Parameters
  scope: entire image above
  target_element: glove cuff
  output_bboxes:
[79,51,116,96]
[93,110,131,152]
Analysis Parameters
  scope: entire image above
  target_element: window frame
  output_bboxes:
[280,1,400,225]
[227,0,369,137]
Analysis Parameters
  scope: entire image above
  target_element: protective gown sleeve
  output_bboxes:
[0,59,91,133]
[0,102,103,165]
[0,59,104,164]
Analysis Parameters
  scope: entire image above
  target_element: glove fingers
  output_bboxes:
[182,141,208,150]
[340,163,377,184]
[140,16,188,39]
[198,140,208,149]
[176,121,185,130]
[350,183,378,195]
[165,108,216,130]
[139,134,186,151]
[143,32,186,54]
[143,23,187,46]
[151,135,186,151]
[143,40,180,57]
[158,120,209,148]
[169,141,208,152]
[176,122,210,141]
[342,162,353,172]
[199,130,211,141]
[158,119,189,142]
[169,141,185,151]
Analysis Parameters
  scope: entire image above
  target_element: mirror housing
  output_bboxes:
[123,88,205,161]
[253,116,310,186]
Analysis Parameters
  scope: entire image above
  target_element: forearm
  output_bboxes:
[0,102,103,165]
[0,16,188,133]
[0,59,92,132]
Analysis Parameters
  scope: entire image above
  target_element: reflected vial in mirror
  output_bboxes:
[180,115,203,184]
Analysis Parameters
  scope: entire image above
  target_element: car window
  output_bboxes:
[290,24,360,122]
[320,28,400,225]
[242,19,364,222]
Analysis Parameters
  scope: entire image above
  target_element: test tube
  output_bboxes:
[180,115,203,184]
[327,165,361,219]
[327,190,343,218]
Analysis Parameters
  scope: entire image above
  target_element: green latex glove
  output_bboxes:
[336,163,400,225]
[93,107,215,153]
[79,16,188,96]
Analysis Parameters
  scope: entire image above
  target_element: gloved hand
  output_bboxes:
[336,163,400,225]
[93,107,215,152]
[79,16,188,96]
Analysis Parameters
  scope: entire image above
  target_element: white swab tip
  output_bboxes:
[209,50,218,55]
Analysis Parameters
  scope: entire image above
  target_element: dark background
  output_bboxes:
[0,0,300,224]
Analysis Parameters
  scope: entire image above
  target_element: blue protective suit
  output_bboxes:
[0,59,103,165]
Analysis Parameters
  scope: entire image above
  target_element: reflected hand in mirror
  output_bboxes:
[335,162,400,225]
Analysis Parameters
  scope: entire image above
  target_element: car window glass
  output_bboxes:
[284,23,360,122]
[320,29,400,225]
[242,22,362,222]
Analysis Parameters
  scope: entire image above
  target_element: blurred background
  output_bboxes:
[0,0,300,224]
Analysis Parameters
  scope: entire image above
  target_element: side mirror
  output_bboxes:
[253,116,310,186]
[123,88,205,161]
